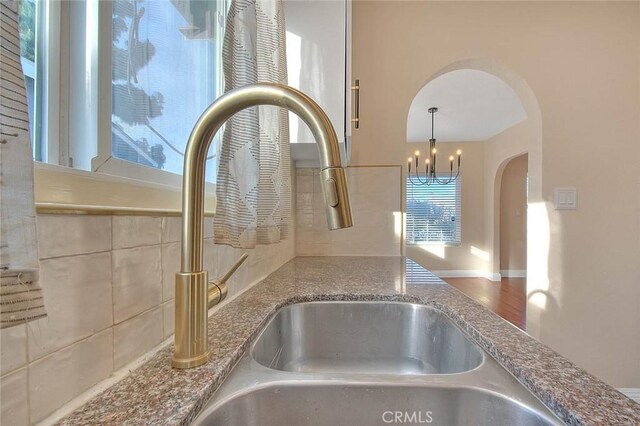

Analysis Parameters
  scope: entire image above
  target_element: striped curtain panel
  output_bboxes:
[214,0,291,248]
[0,0,46,328]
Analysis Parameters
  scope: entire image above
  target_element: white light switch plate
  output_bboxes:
[554,187,577,210]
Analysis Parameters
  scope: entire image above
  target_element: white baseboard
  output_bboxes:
[488,272,502,282]
[500,269,527,278]
[432,270,502,282]
[618,388,640,403]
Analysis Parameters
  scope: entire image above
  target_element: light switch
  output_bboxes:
[554,187,577,210]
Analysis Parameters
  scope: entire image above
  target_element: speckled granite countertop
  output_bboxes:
[59,257,640,425]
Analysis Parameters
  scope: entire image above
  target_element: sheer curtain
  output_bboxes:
[213,0,291,248]
[0,0,46,328]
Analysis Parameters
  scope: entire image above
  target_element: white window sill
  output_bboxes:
[34,162,216,216]
[406,242,462,248]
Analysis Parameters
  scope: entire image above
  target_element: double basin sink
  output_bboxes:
[193,302,562,425]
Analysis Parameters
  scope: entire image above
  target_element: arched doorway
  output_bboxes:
[499,153,528,278]
[404,59,543,330]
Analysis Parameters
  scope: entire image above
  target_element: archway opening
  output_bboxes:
[404,59,543,331]
[499,153,528,278]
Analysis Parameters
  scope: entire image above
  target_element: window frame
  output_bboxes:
[31,0,220,212]
[21,0,50,162]
[405,175,462,247]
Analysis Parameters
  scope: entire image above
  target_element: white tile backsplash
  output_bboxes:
[162,300,175,339]
[113,307,163,370]
[112,246,162,324]
[112,216,162,249]
[28,252,113,361]
[161,216,212,243]
[296,212,314,229]
[161,217,181,244]
[295,193,313,211]
[349,209,395,228]
[296,175,313,193]
[296,167,314,176]
[1,324,27,376]
[295,167,402,257]
[296,240,330,256]
[28,328,113,423]
[329,224,399,256]
[37,216,111,259]
[0,368,29,426]
[203,237,217,276]
[161,242,181,302]
[3,203,294,423]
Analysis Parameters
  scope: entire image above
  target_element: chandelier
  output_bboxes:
[407,107,461,185]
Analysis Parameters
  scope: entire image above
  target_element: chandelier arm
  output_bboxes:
[448,164,461,182]
[407,171,416,186]
[408,169,428,185]
[434,169,454,185]
[416,171,428,184]
[433,174,447,185]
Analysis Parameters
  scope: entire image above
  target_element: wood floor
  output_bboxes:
[443,277,526,330]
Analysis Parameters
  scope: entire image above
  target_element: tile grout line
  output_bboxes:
[38,248,112,262]
[109,217,116,397]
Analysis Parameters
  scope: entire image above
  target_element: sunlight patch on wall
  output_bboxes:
[415,243,446,259]
[528,202,550,310]
[393,211,404,239]
[470,245,490,262]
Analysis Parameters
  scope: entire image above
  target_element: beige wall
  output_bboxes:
[500,154,528,273]
[352,1,640,387]
[0,214,295,425]
[406,142,489,274]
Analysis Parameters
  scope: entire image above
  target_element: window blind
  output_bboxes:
[406,177,461,245]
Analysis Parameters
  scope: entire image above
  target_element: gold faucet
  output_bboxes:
[172,83,353,369]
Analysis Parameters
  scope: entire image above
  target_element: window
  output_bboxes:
[109,0,226,181]
[18,0,43,160]
[18,0,228,185]
[406,177,461,245]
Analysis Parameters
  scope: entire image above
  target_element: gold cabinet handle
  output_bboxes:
[351,79,360,129]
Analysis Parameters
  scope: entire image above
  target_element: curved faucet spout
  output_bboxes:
[181,83,352,273]
[173,83,353,369]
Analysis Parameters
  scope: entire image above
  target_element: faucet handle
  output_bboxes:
[208,253,249,308]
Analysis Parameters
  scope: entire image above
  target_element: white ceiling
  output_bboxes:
[407,69,527,143]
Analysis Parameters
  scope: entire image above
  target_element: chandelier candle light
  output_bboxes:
[408,107,461,185]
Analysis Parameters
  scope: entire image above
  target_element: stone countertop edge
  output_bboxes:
[57,256,640,426]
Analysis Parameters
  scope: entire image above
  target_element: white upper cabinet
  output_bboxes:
[285,0,351,164]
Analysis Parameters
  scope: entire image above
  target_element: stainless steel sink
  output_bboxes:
[251,302,483,375]
[196,383,559,426]
[192,302,563,425]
